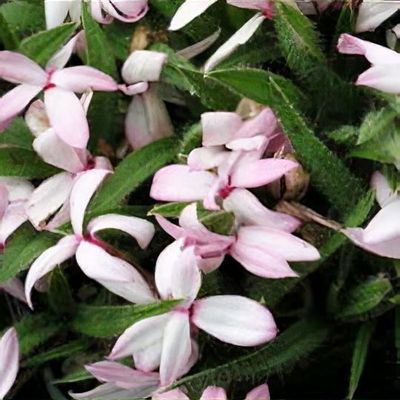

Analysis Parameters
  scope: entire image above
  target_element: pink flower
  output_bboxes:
[154,384,270,400]
[0,44,118,148]
[0,278,27,304]
[0,328,19,400]
[24,98,113,231]
[119,50,173,149]
[151,109,298,210]
[45,0,149,29]
[337,34,400,94]
[24,169,156,308]
[70,361,161,400]
[343,171,400,259]
[355,1,400,33]
[156,202,319,278]
[108,242,277,387]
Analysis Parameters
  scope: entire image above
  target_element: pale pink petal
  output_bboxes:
[0,278,26,303]
[44,87,89,148]
[201,112,243,146]
[134,341,162,373]
[177,29,221,59]
[47,33,79,70]
[76,241,155,304]
[0,185,8,220]
[0,202,29,245]
[25,100,50,137]
[0,84,42,125]
[0,328,19,400]
[198,256,224,274]
[155,240,201,302]
[223,189,300,232]
[125,88,173,150]
[101,0,149,23]
[169,0,219,31]
[356,64,400,94]
[235,226,320,262]
[109,313,170,360]
[45,0,72,29]
[245,384,270,400]
[153,389,190,400]
[192,295,277,346]
[226,135,268,152]
[88,214,155,249]
[235,107,278,140]
[85,361,159,390]
[159,311,192,386]
[119,82,149,96]
[204,12,265,72]
[90,0,114,24]
[337,34,400,65]
[371,171,399,208]
[25,172,74,230]
[200,387,227,400]
[70,169,111,236]
[51,66,118,92]
[363,199,400,244]
[94,156,113,171]
[187,147,230,170]
[227,0,272,12]
[150,165,216,202]
[24,235,79,308]
[342,228,400,259]
[0,178,33,202]
[155,216,185,240]
[0,51,46,85]
[230,159,298,188]
[33,129,87,173]
[356,3,400,33]
[122,50,167,84]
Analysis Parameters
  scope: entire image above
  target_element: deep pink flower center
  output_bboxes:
[218,185,233,199]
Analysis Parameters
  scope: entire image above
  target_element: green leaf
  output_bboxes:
[210,68,365,213]
[0,224,59,283]
[48,268,75,315]
[52,369,93,385]
[197,207,235,235]
[328,125,358,146]
[88,138,178,215]
[0,148,59,178]
[347,321,375,400]
[0,118,33,150]
[15,313,62,356]
[336,276,392,320]
[149,202,189,218]
[176,319,329,394]
[179,123,202,160]
[72,300,180,337]
[19,22,77,66]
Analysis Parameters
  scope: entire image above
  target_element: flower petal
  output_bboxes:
[45,0,72,29]
[204,12,265,72]
[51,66,118,92]
[356,3,400,33]
[76,241,155,304]
[155,216,185,240]
[159,311,192,386]
[88,214,155,249]
[192,295,277,346]
[187,147,230,170]
[24,235,79,309]
[0,278,27,303]
[0,178,33,202]
[150,165,215,202]
[223,189,300,232]
[0,328,19,400]
[371,171,399,208]
[44,87,89,148]
[201,112,243,146]
[47,33,79,70]
[25,100,51,137]
[169,0,219,31]
[0,185,8,220]
[177,29,221,60]
[100,0,149,23]
[200,387,227,400]
[25,172,74,230]
[245,384,270,400]
[109,313,170,360]
[153,389,190,400]
[0,84,42,125]
[70,169,111,236]
[0,202,29,245]
[356,64,400,94]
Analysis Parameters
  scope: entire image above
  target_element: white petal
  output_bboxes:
[0,328,19,400]
[0,202,29,245]
[371,171,399,208]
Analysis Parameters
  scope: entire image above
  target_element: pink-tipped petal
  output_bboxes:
[204,12,265,72]
[70,169,111,236]
[0,84,42,125]
[356,4,400,33]
[155,215,185,240]
[51,66,118,92]
[25,172,74,231]
[45,0,72,29]
[109,313,170,360]
[101,0,149,23]
[356,64,400,94]
[200,387,227,400]
[0,328,19,400]
[201,112,243,146]
[153,389,190,400]
[0,51,46,85]
[0,278,26,303]
[169,0,219,31]
[44,87,89,148]
[88,214,155,249]
[150,165,215,202]
[0,202,29,245]
[337,34,400,65]
[227,0,272,12]
[159,311,192,386]
[76,241,155,304]
[24,235,79,309]
[155,240,201,302]
[231,158,298,188]
[245,384,270,400]
[371,171,399,208]
[192,295,278,346]
[188,147,230,170]
[47,33,79,70]
[236,107,278,139]
[223,189,300,232]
